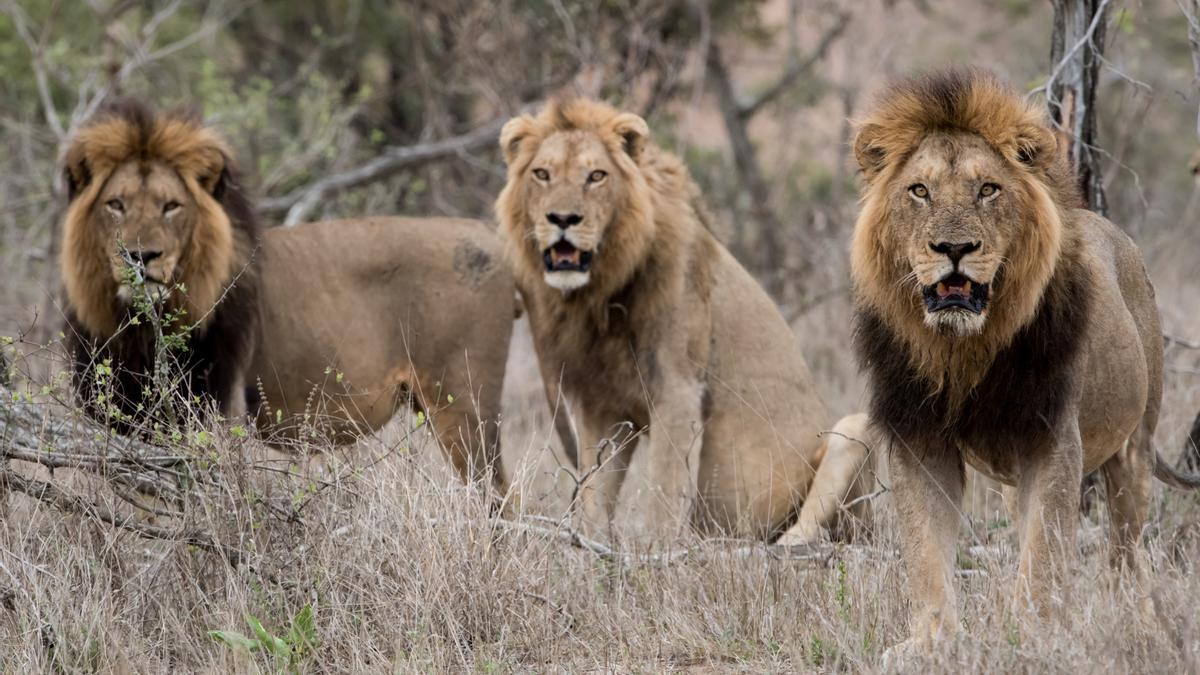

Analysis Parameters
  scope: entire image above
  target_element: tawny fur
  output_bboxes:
[60,100,259,424]
[851,69,1080,404]
[851,68,1200,662]
[497,99,873,541]
[62,108,246,338]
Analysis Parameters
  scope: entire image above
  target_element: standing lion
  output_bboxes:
[848,69,1200,660]
[495,99,874,541]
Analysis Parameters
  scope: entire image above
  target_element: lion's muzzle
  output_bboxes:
[543,240,593,273]
[922,272,989,315]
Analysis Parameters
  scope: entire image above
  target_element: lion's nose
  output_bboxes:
[126,249,163,266]
[546,212,583,229]
[929,240,980,265]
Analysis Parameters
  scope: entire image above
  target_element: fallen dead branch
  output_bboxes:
[0,467,245,567]
[483,516,864,569]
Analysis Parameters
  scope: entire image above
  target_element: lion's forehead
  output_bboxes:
[908,133,1004,184]
[103,160,189,204]
[533,131,613,173]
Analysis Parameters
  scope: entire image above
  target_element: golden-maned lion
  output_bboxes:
[496,98,873,541]
[849,69,1200,659]
[60,100,515,492]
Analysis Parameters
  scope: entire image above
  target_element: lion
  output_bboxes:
[60,100,516,493]
[61,99,260,427]
[495,98,875,541]
[848,68,1200,660]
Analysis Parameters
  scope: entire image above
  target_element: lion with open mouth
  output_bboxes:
[849,68,1200,663]
[496,99,875,542]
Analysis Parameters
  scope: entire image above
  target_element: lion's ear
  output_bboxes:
[1013,125,1056,170]
[853,123,888,179]
[499,115,537,166]
[62,149,92,202]
[196,151,230,196]
[608,112,649,162]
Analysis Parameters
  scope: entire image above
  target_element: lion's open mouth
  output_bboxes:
[922,272,989,314]
[542,241,593,273]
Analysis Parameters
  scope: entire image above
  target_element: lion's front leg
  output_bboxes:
[886,437,963,660]
[637,375,705,541]
[575,410,637,540]
[1014,417,1083,617]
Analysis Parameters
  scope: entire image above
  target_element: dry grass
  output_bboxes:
[0,295,1198,673]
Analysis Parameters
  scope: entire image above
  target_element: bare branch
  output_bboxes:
[1029,0,1112,107]
[259,113,524,226]
[738,12,851,121]
[2,0,65,140]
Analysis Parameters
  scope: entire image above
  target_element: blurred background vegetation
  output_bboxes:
[1,0,1198,426]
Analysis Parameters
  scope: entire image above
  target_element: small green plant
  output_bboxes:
[209,604,317,670]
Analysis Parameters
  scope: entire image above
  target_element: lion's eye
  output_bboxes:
[908,184,929,200]
[532,168,550,181]
[105,199,124,214]
[587,170,607,184]
[979,183,1000,199]
[162,201,181,215]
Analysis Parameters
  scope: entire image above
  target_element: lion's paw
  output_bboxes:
[879,638,926,673]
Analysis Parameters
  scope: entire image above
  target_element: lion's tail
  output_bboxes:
[1146,406,1200,490]
[1154,456,1200,490]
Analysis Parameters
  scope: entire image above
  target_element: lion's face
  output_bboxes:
[497,102,652,296]
[522,131,629,291]
[94,160,201,304]
[889,132,1026,337]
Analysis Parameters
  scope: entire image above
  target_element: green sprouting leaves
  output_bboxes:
[208,605,318,670]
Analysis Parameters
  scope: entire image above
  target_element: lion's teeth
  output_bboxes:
[936,282,946,297]
[962,280,972,294]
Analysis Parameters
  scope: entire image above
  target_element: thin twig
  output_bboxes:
[0,468,243,567]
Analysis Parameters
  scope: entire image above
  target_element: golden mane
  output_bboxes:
[60,99,253,337]
[495,99,709,314]
[849,69,1084,397]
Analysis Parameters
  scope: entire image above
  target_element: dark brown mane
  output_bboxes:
[61,97,261,430]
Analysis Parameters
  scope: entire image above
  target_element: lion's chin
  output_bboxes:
[543,270,591,292]
[923,308,987,337]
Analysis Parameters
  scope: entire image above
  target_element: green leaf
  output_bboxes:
[287,604,317,649]
[246,616,288,656]
[208,630,259,652]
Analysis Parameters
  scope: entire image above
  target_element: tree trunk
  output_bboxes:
[1048,0,1108,216]
[706,42,792,301]
[1051,0,1109,511]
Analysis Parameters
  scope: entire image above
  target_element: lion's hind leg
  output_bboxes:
[776,413,877,545]
[1099,434,1153,574]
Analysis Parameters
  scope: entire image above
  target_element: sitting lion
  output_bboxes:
[849,69,1200,658]
[495,99,874,541]
[60,100,515,492]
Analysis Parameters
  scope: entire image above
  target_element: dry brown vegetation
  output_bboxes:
[1,0,1199,672]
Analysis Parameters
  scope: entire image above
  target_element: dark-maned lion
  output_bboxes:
[59,100,516,492]
[849,69,1200,660]
[61,100,260,426]
[496,99,873,541]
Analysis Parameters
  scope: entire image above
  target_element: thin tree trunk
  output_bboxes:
[707,42,791,300]
[1048,0,1109,216]
[1050,0,1110,511]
